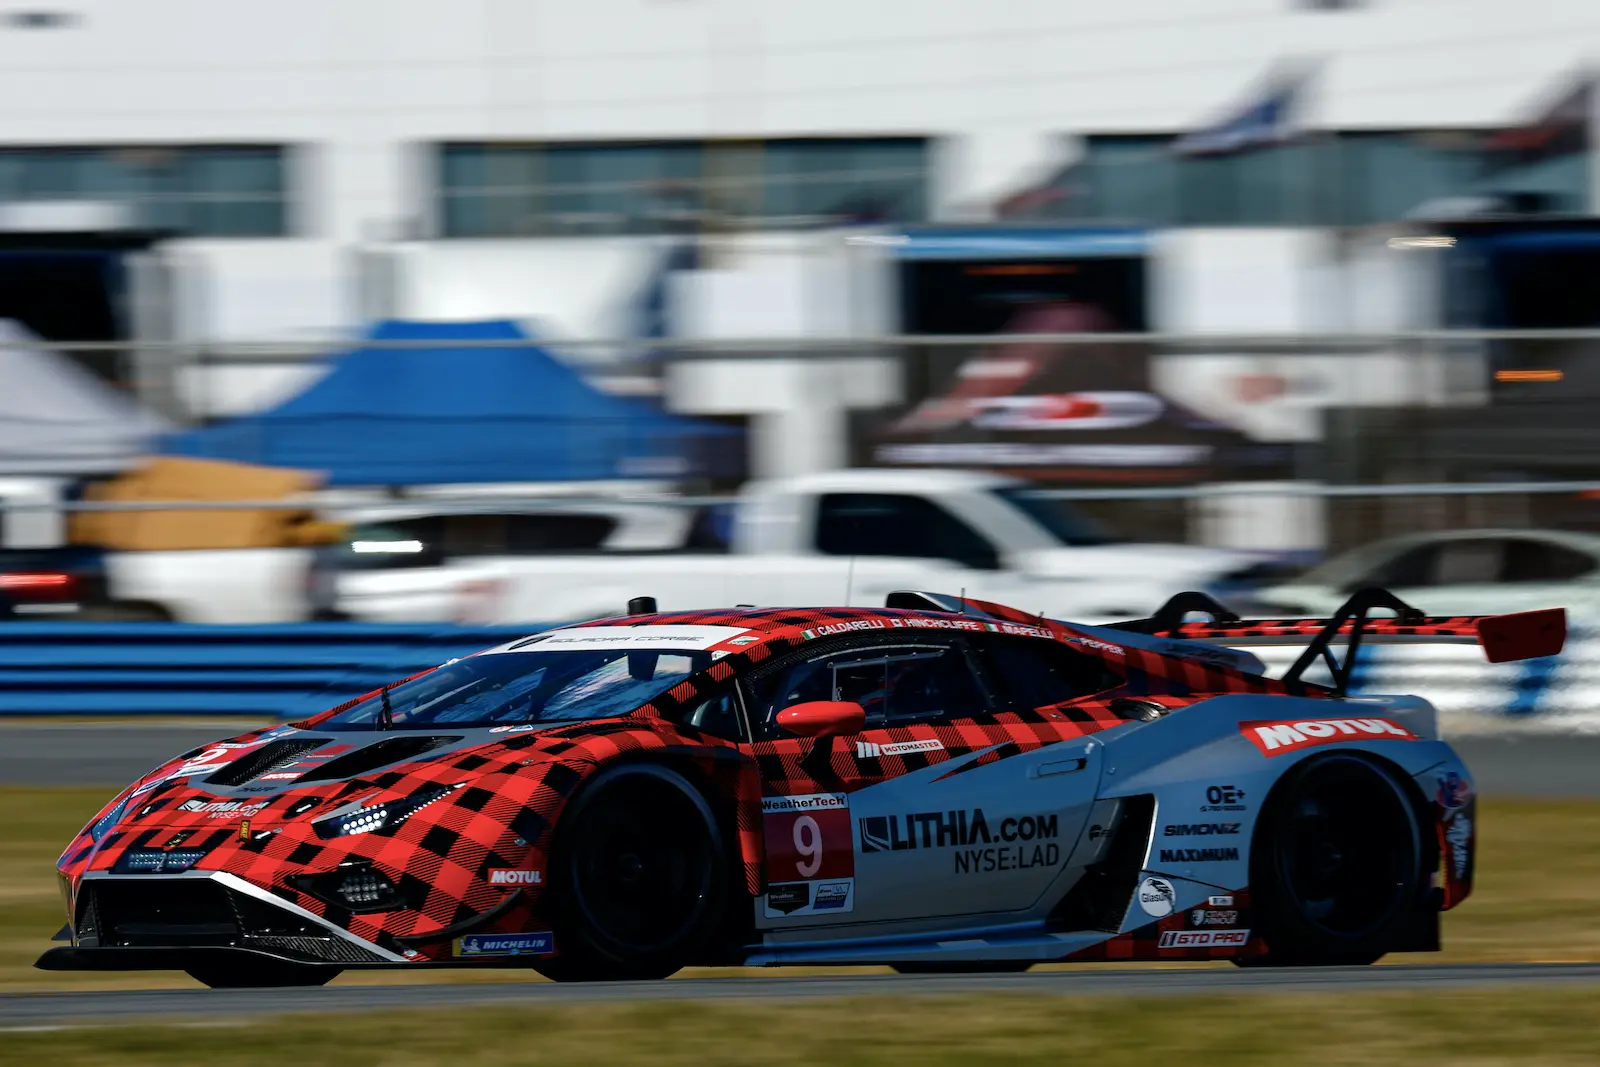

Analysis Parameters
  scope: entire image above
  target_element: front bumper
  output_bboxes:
[55,871,403,968]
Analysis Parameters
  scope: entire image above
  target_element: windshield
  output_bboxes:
[314,648,711,731]
[992,487,1115,547]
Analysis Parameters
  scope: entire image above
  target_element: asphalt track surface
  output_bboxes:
[3,723,1599,796]
[5,964,1600,1025]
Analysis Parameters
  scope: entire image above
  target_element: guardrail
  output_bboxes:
[0,623,536,719]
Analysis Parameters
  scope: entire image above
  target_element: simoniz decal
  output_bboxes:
[1239,717,1417,756]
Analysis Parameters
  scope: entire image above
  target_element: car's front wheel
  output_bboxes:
[185,963,339,988]
[537,763,729,982]
[1239,752,1427,968]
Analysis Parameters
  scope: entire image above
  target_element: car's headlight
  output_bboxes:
[312,784,462,840]
[88,794,132,843]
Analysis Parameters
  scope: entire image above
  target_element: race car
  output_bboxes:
[38,587,1565,987]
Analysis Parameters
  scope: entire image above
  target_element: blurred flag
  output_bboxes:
[1172,65,1314,157]
[1483,72,1593,174]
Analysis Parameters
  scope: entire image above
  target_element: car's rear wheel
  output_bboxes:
[185,963,339,988]
[1239,753,1425,968]
[890,961,1033,974]
[537,763,728,982]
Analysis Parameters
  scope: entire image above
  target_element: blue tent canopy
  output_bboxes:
[163,319,739,486]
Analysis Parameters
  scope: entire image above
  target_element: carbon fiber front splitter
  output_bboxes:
[34,945,547,972]
[35,945,349,973]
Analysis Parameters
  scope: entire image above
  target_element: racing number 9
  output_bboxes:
[763,798,855,884]
[793,815,822,877]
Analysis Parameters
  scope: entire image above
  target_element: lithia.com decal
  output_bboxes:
[859,808,1060,873]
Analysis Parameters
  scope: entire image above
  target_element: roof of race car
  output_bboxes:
[482,606,1063,656]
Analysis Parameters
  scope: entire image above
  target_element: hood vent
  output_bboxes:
[206,739,327,787]
[295,735,461,783]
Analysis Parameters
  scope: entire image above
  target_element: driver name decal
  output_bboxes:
[1240,717,1417,756]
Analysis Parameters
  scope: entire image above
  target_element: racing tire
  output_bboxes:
[890,961,1033,974]
[185,963,339,988]
[536,763,729,982]
[1238,752,1426,968]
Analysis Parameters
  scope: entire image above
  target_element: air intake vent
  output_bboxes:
[294,736,460,782]
[206,739,326,787]
[1050,794,1156,933]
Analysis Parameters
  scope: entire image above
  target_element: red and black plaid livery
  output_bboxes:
[55,600,1362,967]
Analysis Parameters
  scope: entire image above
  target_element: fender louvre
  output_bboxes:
[1049,794,1156,933]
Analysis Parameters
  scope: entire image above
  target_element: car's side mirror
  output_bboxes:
[775,700,865,738]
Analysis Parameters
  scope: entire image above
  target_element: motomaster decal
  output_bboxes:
[1240,717,1417,756]
[1158,929,1249,949]
[1158,846,1239,863]
[855,739,943,759]
[1162,822,1240,837]
[453,932,553,957]
[486,868,542,886]
[1138,876,1175,917]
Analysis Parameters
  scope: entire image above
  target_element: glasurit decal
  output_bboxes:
[1239,717,1417,756]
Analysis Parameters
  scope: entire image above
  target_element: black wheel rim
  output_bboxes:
[570,778,715,955]
[1275,759,1417,940]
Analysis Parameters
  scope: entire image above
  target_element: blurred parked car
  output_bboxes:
[310,500,727,619]
[1255,529,1600,619]
[0,545,155,620]
[338,469,1272,626]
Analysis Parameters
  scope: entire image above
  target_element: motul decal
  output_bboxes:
[487,868,543,886]
[1240,717,1417,756]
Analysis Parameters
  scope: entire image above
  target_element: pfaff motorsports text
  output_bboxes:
[860,809,1060,872]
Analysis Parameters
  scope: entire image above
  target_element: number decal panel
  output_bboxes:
[763,795,854,883]
[761,794,856,919]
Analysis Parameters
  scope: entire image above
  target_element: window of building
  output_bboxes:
[1061,130,1574,227]
[0,145,289,236]
[436,138,930,237]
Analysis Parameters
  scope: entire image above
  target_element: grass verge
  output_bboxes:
[4,788,1600,989]
[7,992,1600,1066]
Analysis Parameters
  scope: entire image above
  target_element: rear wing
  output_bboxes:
[1110,588,1566,696]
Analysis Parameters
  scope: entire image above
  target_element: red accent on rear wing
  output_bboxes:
[1171,608,1567,663]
